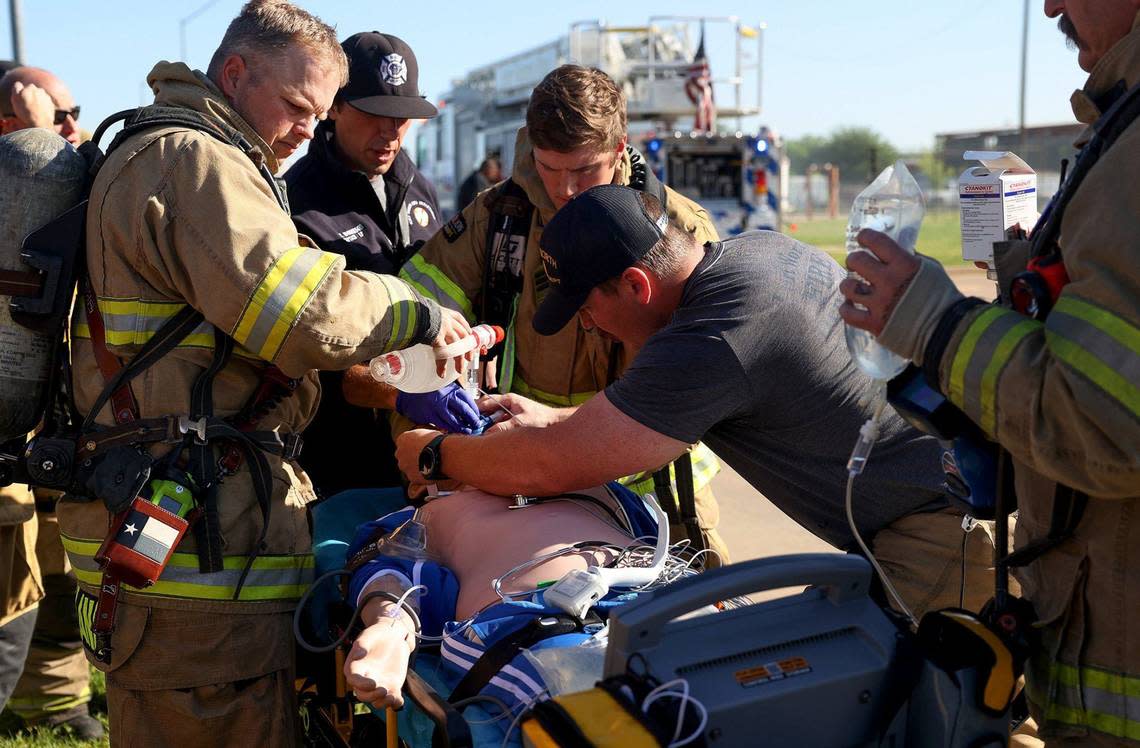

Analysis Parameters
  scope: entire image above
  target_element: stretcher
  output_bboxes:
[298,488,1018,748]
[298,486,475,748]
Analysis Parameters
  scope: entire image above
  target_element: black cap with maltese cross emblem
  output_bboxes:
[339,32,438,119]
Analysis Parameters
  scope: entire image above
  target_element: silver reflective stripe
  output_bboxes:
[376,275,421,350]
[1044,303,1140,419]
[240,249,323,357]
[63,537,313,601]
[956,310,1029,425]
[400,255,473,317]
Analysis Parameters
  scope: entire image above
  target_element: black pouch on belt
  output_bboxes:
[84,444,153,514]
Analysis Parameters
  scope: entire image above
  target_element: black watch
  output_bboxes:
[418,434,449,481]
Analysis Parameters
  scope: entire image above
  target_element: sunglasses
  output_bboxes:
[53,106,80,125]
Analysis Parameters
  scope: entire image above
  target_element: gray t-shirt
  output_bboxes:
[606,232,949,549]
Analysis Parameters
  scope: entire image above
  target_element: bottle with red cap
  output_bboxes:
[369,324,504,393]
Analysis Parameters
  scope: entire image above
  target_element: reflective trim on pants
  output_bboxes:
[1030,659,1140,741]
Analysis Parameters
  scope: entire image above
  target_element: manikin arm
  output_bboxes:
[343,577,419,710]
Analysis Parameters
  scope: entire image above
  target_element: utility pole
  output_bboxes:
[9,0,25,64]
[179,0,224,64]
[1019,0,1030,155]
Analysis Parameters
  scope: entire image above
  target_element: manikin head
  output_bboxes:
[206,0,346,162]
[526,65,628,210]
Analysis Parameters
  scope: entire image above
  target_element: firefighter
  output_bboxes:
[284,31,444,498]
[839,4,1140,745]
[399,64,730,564]
[55,2,466,744]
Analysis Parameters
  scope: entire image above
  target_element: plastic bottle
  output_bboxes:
[844,160,925,381]
[368,324,504,393]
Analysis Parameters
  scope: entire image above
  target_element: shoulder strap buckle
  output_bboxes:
[178,415,209,443]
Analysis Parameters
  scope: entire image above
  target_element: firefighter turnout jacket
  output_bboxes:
[877,16,1140,743]
[57,63,442,678]
[400,128,722,498]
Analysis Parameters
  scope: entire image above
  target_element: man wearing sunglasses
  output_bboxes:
[0,62,99,740]
[0,66,81,146]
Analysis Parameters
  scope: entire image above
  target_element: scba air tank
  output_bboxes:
[0,128,86,442]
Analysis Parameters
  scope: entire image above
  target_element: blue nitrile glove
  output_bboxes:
[395,383,483,434]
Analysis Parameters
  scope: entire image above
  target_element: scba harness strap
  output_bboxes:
[71,106,302,659]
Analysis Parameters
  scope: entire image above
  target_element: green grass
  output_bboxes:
[0,670,108,748]
[784,209,964,267]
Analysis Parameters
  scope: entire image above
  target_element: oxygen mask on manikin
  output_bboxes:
[374,506,441,562]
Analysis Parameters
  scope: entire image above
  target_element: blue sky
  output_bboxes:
[3,1,1087,151]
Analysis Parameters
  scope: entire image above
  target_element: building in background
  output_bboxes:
[416,16,787,237]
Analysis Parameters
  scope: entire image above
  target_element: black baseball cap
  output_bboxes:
[339,32,438,119]
[533,185,668,335]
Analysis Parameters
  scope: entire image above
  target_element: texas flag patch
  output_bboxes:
[96,498,191,589]
[115,507,182,565]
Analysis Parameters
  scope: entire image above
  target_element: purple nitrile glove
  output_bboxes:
[395,383,483,434]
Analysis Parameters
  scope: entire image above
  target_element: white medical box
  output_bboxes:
[958,151,1037,264]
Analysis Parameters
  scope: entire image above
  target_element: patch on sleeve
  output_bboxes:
[442,214,467,243]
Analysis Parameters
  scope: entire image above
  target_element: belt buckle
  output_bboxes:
[177,416,209,444]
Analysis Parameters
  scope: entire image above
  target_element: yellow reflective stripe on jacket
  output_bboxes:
[948,298,1140,435]
[61,534,313,602]
[499,296,519,393]
[71,297,262,360]
[1047,296,1140,420]
[376,274,424,351]
[400,254,474,319]
[233,246,338,361]
[1030,659,1140,740]
[72,297,216,349]
[622,443,721,497]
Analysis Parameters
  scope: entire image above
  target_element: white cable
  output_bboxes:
[500,689,549,748]
[390,584,425,618]
[641,677,708,748]
[593,494,670,588]
[844,394,919,628]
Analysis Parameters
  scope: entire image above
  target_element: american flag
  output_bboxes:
[684,25,716,133]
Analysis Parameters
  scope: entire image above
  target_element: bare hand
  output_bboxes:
[10,82,56,129]
[838,229,921,336]
[344,621,414,710]
[432,308,473,379]
[476,393,559,433]
[395,428,445,484]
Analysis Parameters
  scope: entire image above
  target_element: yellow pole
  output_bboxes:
[386,706,399,748]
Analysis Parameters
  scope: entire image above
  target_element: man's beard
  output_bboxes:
[1057,14,1082,52]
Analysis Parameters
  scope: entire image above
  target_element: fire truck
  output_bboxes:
[415,15,787,236]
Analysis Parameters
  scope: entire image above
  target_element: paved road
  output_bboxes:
[712,267,995,564]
